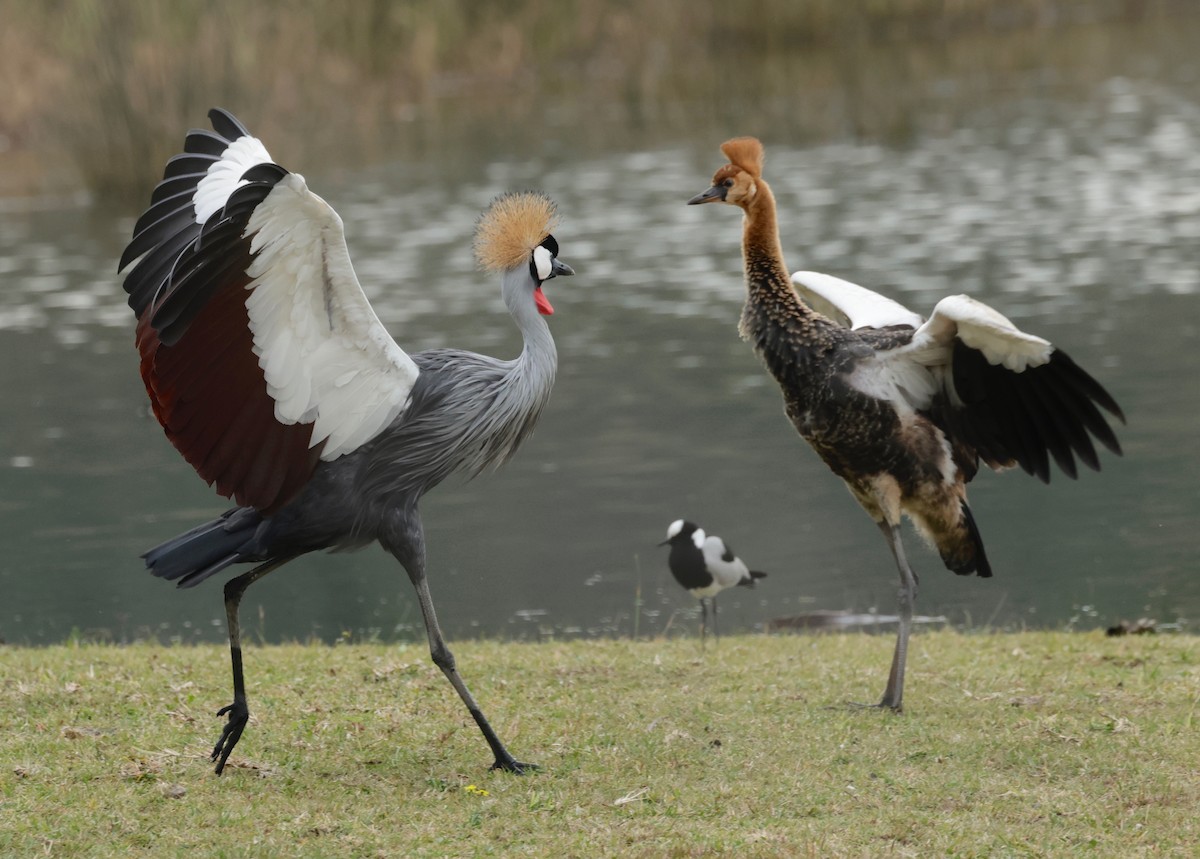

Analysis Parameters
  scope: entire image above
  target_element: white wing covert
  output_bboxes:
[791,270,924,330]
[245,174,419,457]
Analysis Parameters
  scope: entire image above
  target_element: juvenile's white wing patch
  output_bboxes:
[848,354,941,412]
[909,294,1052,372]
[244,173,420,458]
[791,271,924,330]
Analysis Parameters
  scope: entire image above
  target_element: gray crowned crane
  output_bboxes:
[659,519,767,646]
[118,108,573,774]
[689,137,1123,711]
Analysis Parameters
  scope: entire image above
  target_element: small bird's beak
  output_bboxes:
[687,185,726,205]
[657,539,670,546]
[550,258,574,278]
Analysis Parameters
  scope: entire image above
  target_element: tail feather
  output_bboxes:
[939,501,992,578]
[144,507,263,588]
[738,570,768,588]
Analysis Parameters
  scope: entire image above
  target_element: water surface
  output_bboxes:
[2,37,1198,645]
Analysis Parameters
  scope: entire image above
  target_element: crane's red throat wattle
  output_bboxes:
[535,286,554,315]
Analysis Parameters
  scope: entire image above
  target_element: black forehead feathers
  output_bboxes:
[540,234,559,256]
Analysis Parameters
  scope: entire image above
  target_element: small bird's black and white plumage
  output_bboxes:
[659,519,767,645]
[119,109,573,775]
[690,137,1124,710]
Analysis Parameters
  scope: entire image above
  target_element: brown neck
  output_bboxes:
[740,180,805,309]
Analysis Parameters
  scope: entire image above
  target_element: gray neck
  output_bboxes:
[353,266,559,505]
[501,266,557,394]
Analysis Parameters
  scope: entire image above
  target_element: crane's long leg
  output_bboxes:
[402,556,534,774]
[212,557,290,774]
[876,522,919,711]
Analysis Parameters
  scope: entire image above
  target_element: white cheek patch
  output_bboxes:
[532,245,552,281]
[691,528,706,550]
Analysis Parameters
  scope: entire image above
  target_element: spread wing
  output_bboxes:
[897,294,1125,482]
[120,108,419,512]
[793,271,1125,483]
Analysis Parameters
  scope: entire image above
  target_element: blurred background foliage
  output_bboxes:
[1,0,1192,201]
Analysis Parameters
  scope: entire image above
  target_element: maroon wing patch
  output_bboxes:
[122,110,323,513]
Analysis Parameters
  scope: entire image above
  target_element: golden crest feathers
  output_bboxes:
[474,191,561,273]
[720,136,764,179]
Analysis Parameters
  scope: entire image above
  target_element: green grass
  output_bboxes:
[3,632,1198,856]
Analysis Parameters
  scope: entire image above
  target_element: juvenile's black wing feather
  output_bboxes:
[948,340,1123,484]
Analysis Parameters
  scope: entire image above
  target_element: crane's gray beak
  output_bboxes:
[551,258,574,278]
[688,185,726,205]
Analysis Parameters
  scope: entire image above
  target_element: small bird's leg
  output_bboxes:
[712,596,721,643]
[212,557,288,774]
[699,599,709,650]
[876,522,918,711]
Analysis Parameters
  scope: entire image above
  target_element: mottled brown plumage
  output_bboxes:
[695,142,979,573]
[690,136,1123,711]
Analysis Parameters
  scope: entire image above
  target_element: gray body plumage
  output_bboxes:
[363,269,557,503]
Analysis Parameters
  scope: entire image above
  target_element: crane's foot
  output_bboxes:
[490,755,538,775]
[826,700,904,714]
[211,700,249,775]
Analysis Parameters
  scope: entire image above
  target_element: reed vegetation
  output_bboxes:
[1,0,1194,200]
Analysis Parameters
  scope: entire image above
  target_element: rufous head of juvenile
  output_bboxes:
[687,137,766,210]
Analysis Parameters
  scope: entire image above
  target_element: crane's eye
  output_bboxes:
[722,178,734,188]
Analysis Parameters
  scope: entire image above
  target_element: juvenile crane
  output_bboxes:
[689,137,1123,710]
[659,519,767,645]
[119,109,573,773]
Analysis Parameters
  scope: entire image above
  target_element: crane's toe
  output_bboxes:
[491,756,538,775]
[211,700,250,774]
[825,699,905,714]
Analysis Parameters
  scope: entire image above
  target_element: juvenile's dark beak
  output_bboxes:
[688,185,726,205]
[551,258,574,278]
